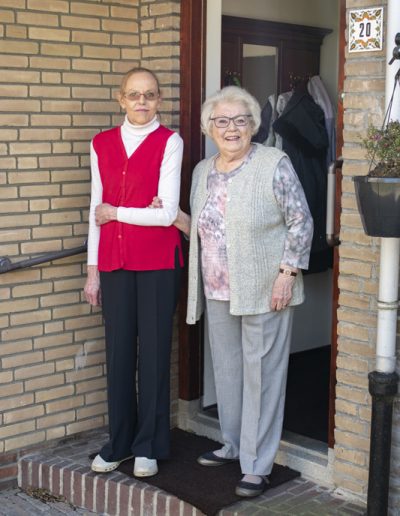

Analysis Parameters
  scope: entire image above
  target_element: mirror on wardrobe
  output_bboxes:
[242,44,278,106]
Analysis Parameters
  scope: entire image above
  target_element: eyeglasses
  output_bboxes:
[210,114,252,128]
[123,90,159,101]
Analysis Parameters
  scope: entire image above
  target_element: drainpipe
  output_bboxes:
[367,2,400,514]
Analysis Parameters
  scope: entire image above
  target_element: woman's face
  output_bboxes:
[119,71,161,126]
[210,101,252,157]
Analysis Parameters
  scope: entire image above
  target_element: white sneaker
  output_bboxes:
[133,457,158,477]
[91,453,132,473]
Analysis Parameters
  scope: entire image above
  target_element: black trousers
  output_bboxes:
[99,259,181,461]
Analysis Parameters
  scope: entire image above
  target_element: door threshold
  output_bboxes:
[177,399,333,488]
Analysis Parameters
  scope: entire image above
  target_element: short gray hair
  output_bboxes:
[200,86,261,137]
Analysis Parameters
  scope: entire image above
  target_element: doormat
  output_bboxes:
[114,429,300,515]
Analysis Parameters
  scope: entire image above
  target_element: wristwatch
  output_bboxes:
[279,268,297,277]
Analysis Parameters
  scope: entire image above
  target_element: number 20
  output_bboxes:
[359,22,371,38]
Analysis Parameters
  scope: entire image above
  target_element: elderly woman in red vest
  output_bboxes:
[84,67,183,478]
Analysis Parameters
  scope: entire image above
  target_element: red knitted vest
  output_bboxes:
[93,125,183,272]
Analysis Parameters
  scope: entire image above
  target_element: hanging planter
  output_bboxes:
[353,176,400,237]
[353,116,400,237]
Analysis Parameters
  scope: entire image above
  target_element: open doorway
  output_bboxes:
[178,0,344,454]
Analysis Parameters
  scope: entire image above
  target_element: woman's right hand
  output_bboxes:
[84,265,101,306]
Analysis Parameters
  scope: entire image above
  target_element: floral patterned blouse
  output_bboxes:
[197,145,313,301]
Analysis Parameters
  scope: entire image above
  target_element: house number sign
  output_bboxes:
[348,8,383,53]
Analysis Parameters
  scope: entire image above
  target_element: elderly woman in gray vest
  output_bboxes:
[174,86,313,497]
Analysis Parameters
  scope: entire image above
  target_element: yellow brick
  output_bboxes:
[335,446,367,467]
[37,410,75,429]
[39,155,79,168]
[336,369,368,390]
[51,195,89,209]
[82,46,120,60]
[0,10,14,23]
[33,331,73,350]
[338,338,374,358]
[0,297,38,315]
[340,259,372,278]
[334,460,369,482]
[25,373,64,391]
[359,405,372,422]
[62,127,98,140]
[155,15,180,30]
[74,326,105,342]
[41,43,81,57]
[110,5,138,18]
[85,390,107,405]
[0,157,16,168]
[72,30,110,44]
[61,15,99,30]
[0,186,17,199]
[41,212,81,226]
[61,183,90,196]
[44,321,64,334]
[72,114,110,127]
[0,382,24,397]
[102,18,138,33]
[42,72,61,83]
[0,268,40,285]
[3,405,45,425]
[0,421,35,439]
[20,240,61,255]
[55,358,75,371]
[35,384,75,403]
[0,393,34,412]
[19,129,61,142]
[76,376,106,395]
[82,100,118,112]
[17,11,58,26]
[44,344,81,361]
[53,142,72,153]
[28,0,69,12]
[0,371,13,383]
[53,277,85,292]
[0,200,28,213]
[53,304,91,319]
[12,282,53,298]
[31,85,71,98]
[29,27,69,41]
[335,414,368,436]
[112,33,139,47]
[335,399,359,417]
[10,142,51,155]
[11,309,51,326]
[72,59,110,72]
[31,114,71,126]
[338,292,370,311]
[0,39,38,54]
[30,56,70,70]
[0,84,28,97]
[32,225,72,239]
[41,263,82,280]
[30,199,50,211]
[71,2,109,16]
[337,321,370,342]
[77,402,107,419]
[15,158,39,170]
[65,365,103,384]
[66,417,104,435]
[0,99,40,112]
[6,25,27,38]
[46,395,84,414]
[46,427,66,441]
[0,114,28,126]
[15,362,55,380]
[5,430,45,452]
[2,324,43,344]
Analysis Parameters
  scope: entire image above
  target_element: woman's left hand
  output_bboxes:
[95,203,117,225]
[270,274,296,311]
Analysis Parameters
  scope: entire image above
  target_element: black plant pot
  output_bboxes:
[353,176,400,238]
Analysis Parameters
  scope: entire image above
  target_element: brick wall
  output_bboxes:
[335,0,400,510]
[0,0,181,487]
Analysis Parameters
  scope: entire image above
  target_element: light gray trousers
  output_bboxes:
[206,299,294,476]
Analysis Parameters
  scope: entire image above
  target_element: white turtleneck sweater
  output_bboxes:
[87,116,184,266]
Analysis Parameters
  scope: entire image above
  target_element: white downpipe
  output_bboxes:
[376,0,400,374]
[376,239,400,372]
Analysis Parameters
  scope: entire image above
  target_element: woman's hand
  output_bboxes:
[270,270,297,311]
[95,203,117,226]
[149,196,163,208]
[174,207,191,237]
[84,265,101,306]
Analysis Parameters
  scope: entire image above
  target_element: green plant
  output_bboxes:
[361,120,400,177]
